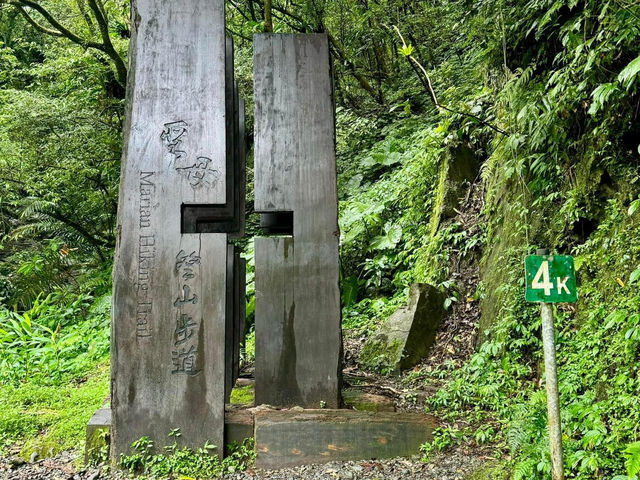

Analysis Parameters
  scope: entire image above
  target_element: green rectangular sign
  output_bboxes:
[525,255,577,303]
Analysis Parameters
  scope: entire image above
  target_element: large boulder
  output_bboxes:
[360,284,446,373]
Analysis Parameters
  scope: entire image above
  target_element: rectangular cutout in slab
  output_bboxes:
[259,212,293,235]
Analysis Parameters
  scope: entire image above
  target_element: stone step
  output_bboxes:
[254,409,436,469]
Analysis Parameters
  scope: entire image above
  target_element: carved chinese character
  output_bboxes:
[171,345,200,375]
[161,121,188,165]
[176,250,201,269]
[174,313,196,345]
[175,250,201,280]
[184,157,221,189]
[161,121,187,150]
[173,285,198,307]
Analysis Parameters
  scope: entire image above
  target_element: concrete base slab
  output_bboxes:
[225,407,254,453]
[255,409,437,469]
[85,408,111,465]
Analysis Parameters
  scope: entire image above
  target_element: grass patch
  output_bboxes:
[230,384,254,406]
[0,362,109,458]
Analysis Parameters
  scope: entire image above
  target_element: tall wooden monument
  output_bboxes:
[111,0,245,457]
[253,34,343,409]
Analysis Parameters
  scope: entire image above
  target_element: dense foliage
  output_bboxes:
[0,0,639,478]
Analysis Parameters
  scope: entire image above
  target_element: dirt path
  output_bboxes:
[2,446,492,480]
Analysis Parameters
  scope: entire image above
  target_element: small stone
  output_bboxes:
[236,378,254,387]
[87,471,100,480]
[29,452,39,463]
[342,389,396,412]
[9,457,26,469]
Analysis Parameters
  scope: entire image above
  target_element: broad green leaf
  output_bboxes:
[370,223,402,250]
[588,83,616,115]
[625,442,640,477]
[341,276,360,308]
[619,54,640,90]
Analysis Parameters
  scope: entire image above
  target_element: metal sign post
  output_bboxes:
[525,249,578,480]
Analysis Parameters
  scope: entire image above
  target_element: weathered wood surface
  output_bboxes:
[254,236,296,406]
[111,0,227,457]
[225,245,246,402]
[253,34,342,409]
[180,39,246,235]
[255,409,437,469]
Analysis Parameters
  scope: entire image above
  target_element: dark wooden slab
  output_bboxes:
[253,34,342,409]
[255,409,437,469]
[111,0,228,457]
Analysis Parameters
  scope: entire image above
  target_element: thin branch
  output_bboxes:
[74,0,95,34]
[393,25,438,106]
[227,0,253,24]
[250,0,308,30]
[271,8,306,33]
[226,26,251,42]
[15,5,63,36]
[3,0,126,88]
[327,31,383,104]
[3,0,103,49]
[87,0,127,86]
[41,209,108,261]
[391,24,509,136]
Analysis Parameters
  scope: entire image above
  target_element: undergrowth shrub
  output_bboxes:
[120,433,255,479]
[0,292,110,384]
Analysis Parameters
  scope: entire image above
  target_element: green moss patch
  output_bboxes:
[230,384,255,406]
[0,363,109,458]
[359,337,404,375]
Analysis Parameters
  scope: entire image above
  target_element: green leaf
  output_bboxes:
[370,223,402,250]
[629,199,640,216]
[588,83,616,115]
[618,54,640,90]
[630,268,640,285]
[399,44,414,57]
[341,276,360,308]
[383,151,402,166]
[624,442,640,477]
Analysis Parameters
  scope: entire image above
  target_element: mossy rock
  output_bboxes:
[360,337,404,374]
[231,383,255,406]
[465,461,511,480]
[84,426,110,465]
[360,283,446,374]
[83,408,111,465]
